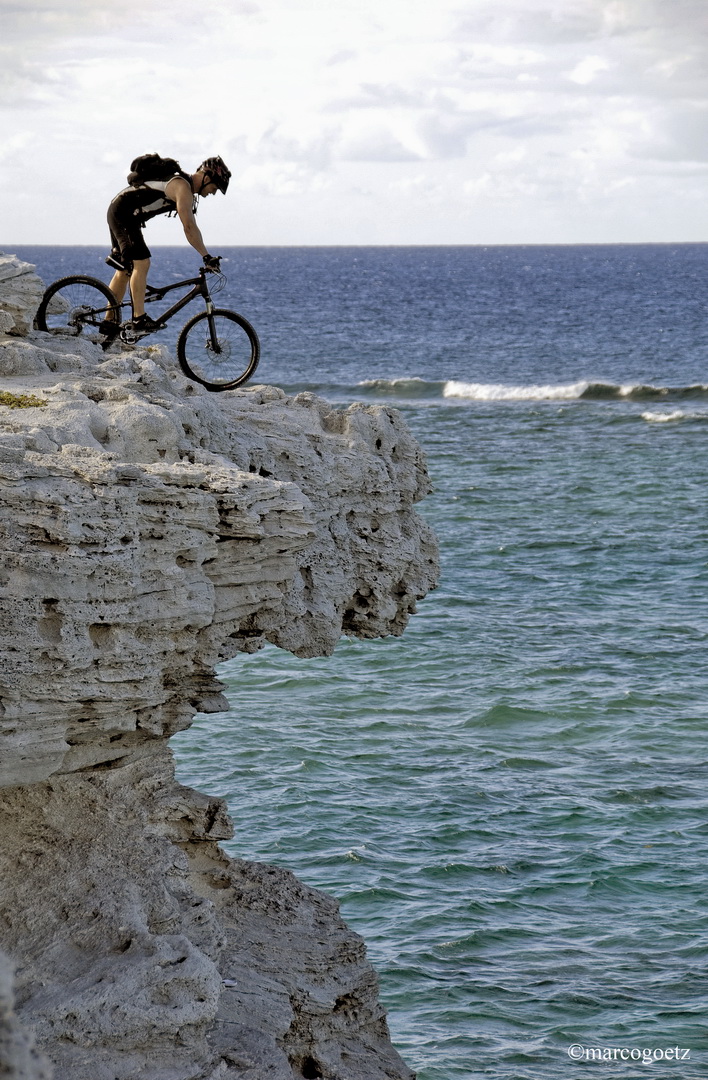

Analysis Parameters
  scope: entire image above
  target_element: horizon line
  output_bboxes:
[5,240,708,249]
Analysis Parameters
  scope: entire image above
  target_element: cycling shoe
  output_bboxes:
[120,314,166,343]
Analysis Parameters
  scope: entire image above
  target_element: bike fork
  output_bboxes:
[205,301,222,355]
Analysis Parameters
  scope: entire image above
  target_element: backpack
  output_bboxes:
[127,153,185,187]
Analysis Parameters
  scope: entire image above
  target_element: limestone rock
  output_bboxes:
[0,253,46,338]
[0,953,53,1080]
[0,255,436,1079]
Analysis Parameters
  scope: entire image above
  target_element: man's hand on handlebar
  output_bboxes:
[203,254,222,272]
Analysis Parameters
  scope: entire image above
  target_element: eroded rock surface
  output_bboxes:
[0,254,438,1079]
[0,252,45,338]
[0,952,53,1080]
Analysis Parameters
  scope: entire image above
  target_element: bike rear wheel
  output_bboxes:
[35,276,120,342]
[177,309,260,392]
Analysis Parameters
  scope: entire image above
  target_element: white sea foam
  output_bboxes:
[641,409,708,423]
[443,380,590,401]
[641,410,685,423]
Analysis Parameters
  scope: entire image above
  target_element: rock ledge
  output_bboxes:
[0,253,438,1080]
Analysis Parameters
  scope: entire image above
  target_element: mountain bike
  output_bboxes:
[34,266,260,392]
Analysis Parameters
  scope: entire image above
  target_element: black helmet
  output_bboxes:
[198,156,231,194]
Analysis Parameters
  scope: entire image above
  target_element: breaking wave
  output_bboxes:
[357,378,708,403]
[444,379,590,401]
[641,409,708,423]
[357,377,446,399]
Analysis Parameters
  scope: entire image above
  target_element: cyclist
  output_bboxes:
[105,155,231,337]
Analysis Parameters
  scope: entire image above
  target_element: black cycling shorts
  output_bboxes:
[107,203,151,271]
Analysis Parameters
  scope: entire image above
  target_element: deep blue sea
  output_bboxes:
[13,244,708,1078]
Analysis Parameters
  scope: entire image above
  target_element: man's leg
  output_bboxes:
[106,216,151,322]
[108,268,131,309]
[105,229,130,322]
[129,258,150,318]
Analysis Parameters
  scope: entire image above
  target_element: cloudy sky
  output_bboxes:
[1,0,708,245]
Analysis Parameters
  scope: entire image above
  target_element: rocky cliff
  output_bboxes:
[0,254,439,1080]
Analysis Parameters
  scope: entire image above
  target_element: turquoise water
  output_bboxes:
[171,399,708,1079]
[16,245,708,1078]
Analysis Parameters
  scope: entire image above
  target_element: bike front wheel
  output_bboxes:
[177,309,260,392]
[35,275,120,341]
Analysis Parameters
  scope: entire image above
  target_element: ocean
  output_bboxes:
[13,244,708,1078]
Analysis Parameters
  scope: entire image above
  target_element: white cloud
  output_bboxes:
[567,55,610,84]
[1,0,708,243]
[337,122,422,162]
[633,103,708,163]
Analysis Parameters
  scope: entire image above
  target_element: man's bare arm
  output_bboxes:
[168,177,209,258]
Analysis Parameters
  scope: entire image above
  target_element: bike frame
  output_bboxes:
[114,267,222,351]
[141,267,215,324]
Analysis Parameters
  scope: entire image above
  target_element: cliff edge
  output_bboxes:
[0,254,439,1080]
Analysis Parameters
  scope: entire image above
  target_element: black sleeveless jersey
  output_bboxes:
[109,176,190,224]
